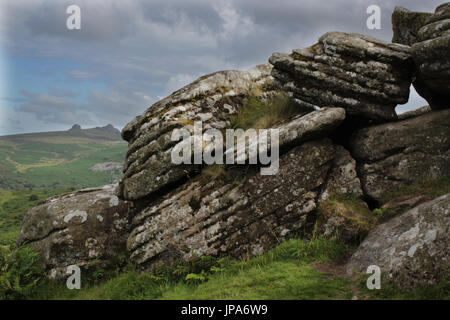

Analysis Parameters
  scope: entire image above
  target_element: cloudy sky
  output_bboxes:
[0,0,443,135]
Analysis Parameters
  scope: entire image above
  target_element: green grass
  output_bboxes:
[29,238,354,300]
[1,235,448,300]
[379,178,450,204]
[160,263,351,300]
[0,189,72,245]
[0,139,127,190]
[358,279,450,300]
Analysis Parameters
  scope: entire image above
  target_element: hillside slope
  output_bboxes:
[0,124,127,190]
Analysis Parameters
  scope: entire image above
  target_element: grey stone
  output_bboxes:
[397,105,431,120]
[127,138,362,271]
[350,109,450,204]
[409,3,450,109]
[269,32,413,122]
[119,64,280,201]
[392,6,432,46]
[17,184,131,279]
[347,194,450,288]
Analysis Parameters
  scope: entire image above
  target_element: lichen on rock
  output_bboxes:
[347,194,450,288]
[269,32,413,122]
[350,109,450,204]
[17,184,131,279]
[127,138,364,271]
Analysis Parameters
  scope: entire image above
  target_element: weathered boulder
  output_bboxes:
[317,194,376,244]
[380,194,434,220]
[392,6,432,46]
[318,145,363,201]
[350,109,450,204]
[17,185,131,279]
[397,105,431,120]
[394,3,450,110]
[127,138,363,271]
[269,32,413,122]
[226,107,346,165]
[411,3,450,109]
[347,194,450,289]
[119,64,283,201]
[350,110,450,203]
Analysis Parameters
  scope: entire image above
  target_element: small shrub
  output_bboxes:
[185,271,208,284]
[231,95,311,130]
[0,245,44,300]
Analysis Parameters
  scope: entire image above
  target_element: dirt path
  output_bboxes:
[311,259,365,300]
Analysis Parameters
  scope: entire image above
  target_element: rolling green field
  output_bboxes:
[0,188,73,245]
[0,127,127,190]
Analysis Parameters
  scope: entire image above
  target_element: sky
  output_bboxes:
[0,0,443,135]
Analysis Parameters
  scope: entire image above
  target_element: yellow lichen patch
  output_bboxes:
[174,117,195,127]
[146,106,171,122]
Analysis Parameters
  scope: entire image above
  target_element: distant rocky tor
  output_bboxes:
[66,123,122,141]
[19,3,449,288]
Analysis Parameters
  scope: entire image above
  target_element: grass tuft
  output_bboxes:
[231,95,311,130]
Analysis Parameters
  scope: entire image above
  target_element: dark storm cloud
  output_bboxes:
[0,0,443,134]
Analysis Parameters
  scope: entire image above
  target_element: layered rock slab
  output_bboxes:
[350,109,450,203]
[127,138,363,271]
[269,32,413,122]
[119,64,282,201]
[392,6,432,46]
[17,185,131,278]
[347,194,450,288]
[393,3,450,110]
[411,3,450,108]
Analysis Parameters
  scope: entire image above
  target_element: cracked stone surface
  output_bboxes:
[393,3,450,110]
[17,184,131,279]
[411,3,450,109]
[269,32,413,122]
[127,138,362,271]
[350,109,450,203]
[392,6,432,46]
[347,194,450,288]
[118,64,281,201]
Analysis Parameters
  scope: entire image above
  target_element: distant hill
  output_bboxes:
[0,125,127,190]
[1,124,122,144]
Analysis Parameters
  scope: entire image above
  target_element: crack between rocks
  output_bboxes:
[20,226,69,246]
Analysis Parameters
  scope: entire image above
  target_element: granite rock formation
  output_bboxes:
[347,194,450,288]
[350,109,450,204]
[269,32,413,122]
[17,185,131,278]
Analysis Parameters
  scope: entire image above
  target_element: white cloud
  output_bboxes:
[213,0,254,39]
[165,73,198,95]
[0,0,444,135]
